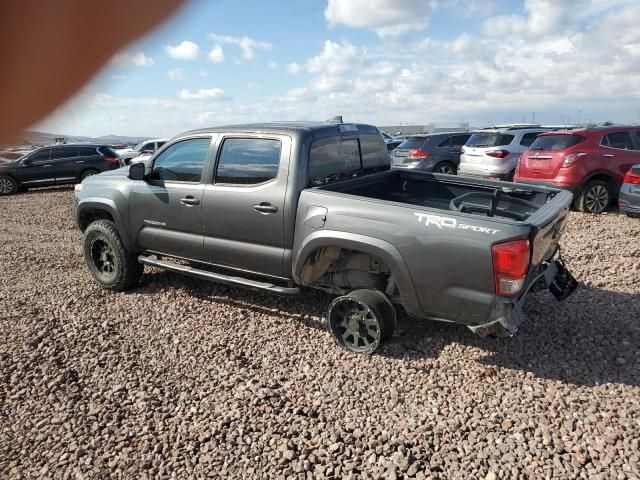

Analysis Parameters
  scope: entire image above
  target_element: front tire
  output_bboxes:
[0,176,17,196]
[327,289,396,354]
[576,180,611,213]
[83,220,143,291]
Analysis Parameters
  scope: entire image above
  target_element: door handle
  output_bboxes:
[253,203,278,213]
[42,164,52,168]
[75,160,84,164]
[603,154,615,158]
[179,196,200,206]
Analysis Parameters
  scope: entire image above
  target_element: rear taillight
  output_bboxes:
[407,149,429,160]
[487,150,509,158]
[491,239,530,296]
[104,156,119,165]
[623,169,640,184]
[561,152,586,168]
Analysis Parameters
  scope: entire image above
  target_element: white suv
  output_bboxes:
[458,126,551,181]
[116,138,168,165]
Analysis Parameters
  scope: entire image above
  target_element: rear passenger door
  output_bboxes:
[201,135,291,277]
[51,146,80,183]
[601,131,640,186]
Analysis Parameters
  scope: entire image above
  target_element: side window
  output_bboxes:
[632,131,640,151]
[603,132,634,150]
[157,141,166,148]
[451,135,470,146]
[436,137,453,148]
[520,132,539,147]
[78,146,98,156]
[215,138,281,185]
[150,138,210,182]
[53,146,79,159]
[142,142,155,151]
[29,148,52,163]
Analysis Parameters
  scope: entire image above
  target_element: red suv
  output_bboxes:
[514,126,640,213]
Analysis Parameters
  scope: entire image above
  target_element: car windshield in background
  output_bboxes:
[397,138,426,150]
[466,133,514,148]
[529,134,585,151]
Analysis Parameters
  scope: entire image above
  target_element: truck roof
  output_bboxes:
[179,121,381,139]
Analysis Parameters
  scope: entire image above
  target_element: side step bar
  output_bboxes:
[138,255,300,296]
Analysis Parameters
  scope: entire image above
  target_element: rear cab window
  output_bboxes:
[530,134,585,151]
[466,133,515,148]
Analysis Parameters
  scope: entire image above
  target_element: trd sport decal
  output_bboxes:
[414,212,500,235]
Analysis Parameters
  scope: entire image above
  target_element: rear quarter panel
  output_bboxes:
[294,189,531,324]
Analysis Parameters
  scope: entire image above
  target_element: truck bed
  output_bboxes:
[317,170,556,222]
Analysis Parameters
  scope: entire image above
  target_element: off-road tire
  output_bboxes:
[0,176,17,196]
[327,288,396,354]
[575,180,611,213]
[83,220,143,291]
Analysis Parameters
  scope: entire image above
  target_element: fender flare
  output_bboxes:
[293,230,421,316]
[76,198,131,248]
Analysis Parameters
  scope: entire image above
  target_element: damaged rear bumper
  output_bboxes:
[469,259,577,337]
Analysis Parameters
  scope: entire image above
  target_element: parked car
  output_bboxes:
[617,165,640,217]
[0,144,120,196]
[459,126,551,181]
[515,126,640,213]
[116,138,168,164]
[391,132,471,174]
[74,121,576,354]
[385,137,404,153]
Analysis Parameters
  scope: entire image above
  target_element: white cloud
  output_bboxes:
[269,61,278,70]
[291,40,368,76]
[168,69,186,81]
[111,51,154,67]
[208,44,225,63]
[178,88,232,101]
[325,0,436,37]
[166,41,200,60]
[482,0,580,38]
[208,34,272,60]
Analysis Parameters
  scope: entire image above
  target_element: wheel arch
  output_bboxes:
[293,231,421,316]
[76,199,131,248]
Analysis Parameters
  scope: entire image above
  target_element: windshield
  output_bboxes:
[529,134,585,151]
[133,141,147,151]
[466,133,514,148]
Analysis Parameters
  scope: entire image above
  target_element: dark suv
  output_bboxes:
[0,144,120,195]
[391,132,471,174]
[515,126,640,213]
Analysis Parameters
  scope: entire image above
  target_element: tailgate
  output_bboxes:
[526,189,573,266]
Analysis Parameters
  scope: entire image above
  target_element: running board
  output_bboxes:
[138,255,300,296]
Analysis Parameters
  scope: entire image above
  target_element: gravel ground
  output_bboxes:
[0,187,639,479]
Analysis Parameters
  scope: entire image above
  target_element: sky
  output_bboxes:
[38,0,640,138]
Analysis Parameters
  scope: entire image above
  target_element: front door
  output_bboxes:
[201,135,290,277]
[14,148,55,186]
[128,136,213,260]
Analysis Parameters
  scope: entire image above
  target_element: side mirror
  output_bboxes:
[21,158,32,165]
[129,162,145,180]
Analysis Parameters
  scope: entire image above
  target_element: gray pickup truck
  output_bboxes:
[74,120,577,354]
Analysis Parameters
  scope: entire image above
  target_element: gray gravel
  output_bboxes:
[1,187,639,479]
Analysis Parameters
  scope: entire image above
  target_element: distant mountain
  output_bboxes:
[16,131,151,147]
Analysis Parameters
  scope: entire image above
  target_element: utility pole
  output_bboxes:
[532,112,535,124]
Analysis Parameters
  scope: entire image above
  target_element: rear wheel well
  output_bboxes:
[583,173,614,191]
[300,247,399,301]
[78,209,114,232]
